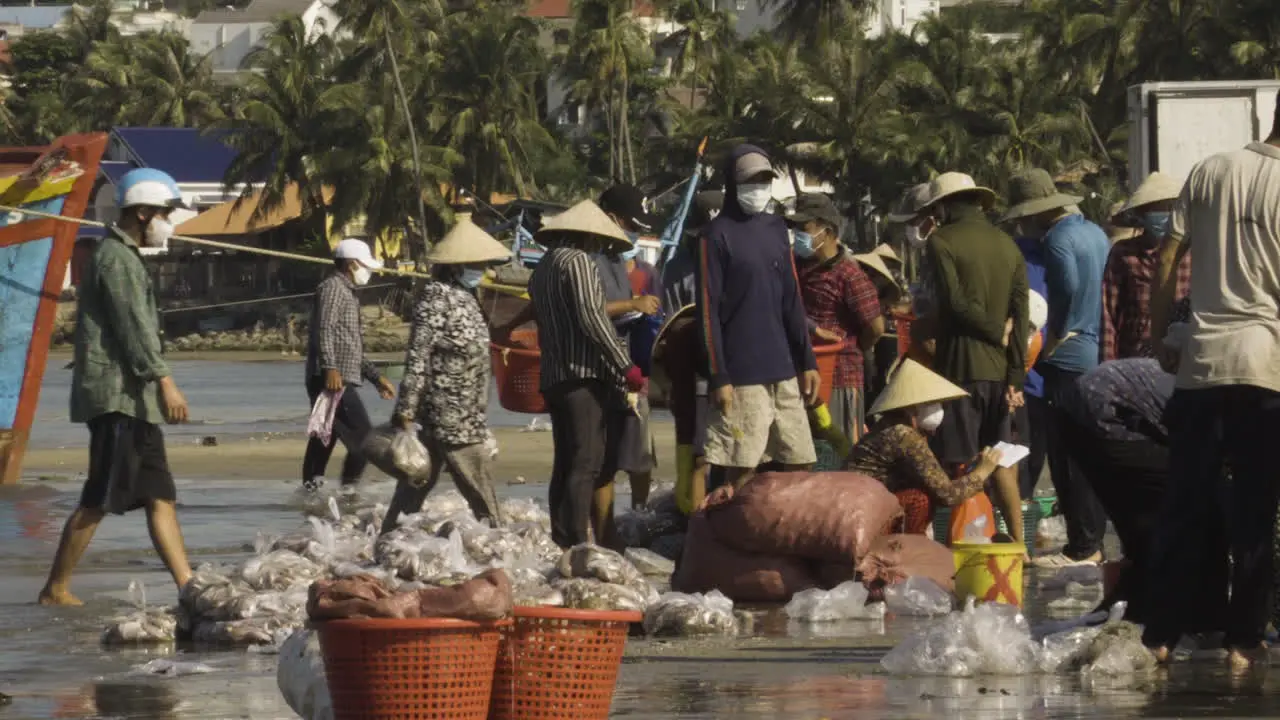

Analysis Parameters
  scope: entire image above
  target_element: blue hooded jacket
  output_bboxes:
[695,144,816,390]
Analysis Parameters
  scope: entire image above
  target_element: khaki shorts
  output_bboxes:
[704,379,817,468]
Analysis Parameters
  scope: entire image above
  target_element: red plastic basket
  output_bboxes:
[317,617,511,720]
[812,340,842,406]
[488,607,641,720]
[490,329,546,414]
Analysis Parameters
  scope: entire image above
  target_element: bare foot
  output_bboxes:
[38,586,83,607]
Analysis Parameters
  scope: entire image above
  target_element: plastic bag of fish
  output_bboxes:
[102,580,179,645]
[643,591,737,637]
[550,544,660,613]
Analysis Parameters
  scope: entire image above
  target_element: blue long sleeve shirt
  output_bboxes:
[696,215,815,390]
[1042,214,1109,374]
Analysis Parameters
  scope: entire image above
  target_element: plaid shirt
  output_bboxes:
[1101,233,1193,362]
[797,247,882,389]
[306,272,381,386]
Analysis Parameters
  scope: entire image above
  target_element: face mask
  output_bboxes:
[1141,211,1172,239]
[143,215,174,249]
[792,231,816,258]
[620,246,640,261]
[458,268,485,288]
[352,265,372,286]
[917,402,945,433]
[736,184,772,215]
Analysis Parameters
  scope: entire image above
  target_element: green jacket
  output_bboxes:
[70,227,170,425]
[926,204,1029,387]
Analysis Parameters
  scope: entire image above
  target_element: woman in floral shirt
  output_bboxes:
[846,359,1003,533]
[380,218,511,534]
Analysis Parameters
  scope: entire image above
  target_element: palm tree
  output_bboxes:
[432,7,553,201]
[62,0,120,60]
[64,32,224,130]
[763,0,874,48]
[655,0,734,107]
[219,16,341,230]
[561,0,653,183]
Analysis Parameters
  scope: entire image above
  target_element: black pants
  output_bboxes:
[302,376,372,486]
[1014,394,1050,499]
[83,413,176,514]
[1040,364,1107,559]
[1144,386,1280,650]
[545,379,624,548]
[1061,419,1227,628]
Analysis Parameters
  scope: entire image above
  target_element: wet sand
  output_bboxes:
[19,423,678,487]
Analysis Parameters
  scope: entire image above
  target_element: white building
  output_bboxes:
[866,0,940,38]
[186,0,337,77]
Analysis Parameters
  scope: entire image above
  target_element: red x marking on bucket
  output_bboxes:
[984,556,1019,604]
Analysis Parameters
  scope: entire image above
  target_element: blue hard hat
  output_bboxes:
[115,168,188,209]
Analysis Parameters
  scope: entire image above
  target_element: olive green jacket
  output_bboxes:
[70,227,169,425]
[926,204,1029,387]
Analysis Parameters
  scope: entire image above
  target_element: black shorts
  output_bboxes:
[82,413,176,514]
[930,380,1012,466]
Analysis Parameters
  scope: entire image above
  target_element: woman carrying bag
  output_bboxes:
[380,217,510,534]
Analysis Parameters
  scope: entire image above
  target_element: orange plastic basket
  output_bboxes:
[317,617,511,720]
[893,311,915,359]
[490,329,546,414]
[812,340,843,406]
[488,607,641,720]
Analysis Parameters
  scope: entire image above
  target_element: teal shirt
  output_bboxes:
[1042,214,1109,373]
[70,227,170,425]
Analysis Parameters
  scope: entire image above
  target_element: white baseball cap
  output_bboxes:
[333,238,383,268]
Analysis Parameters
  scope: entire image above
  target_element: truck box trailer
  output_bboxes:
[1127,80,1280,190]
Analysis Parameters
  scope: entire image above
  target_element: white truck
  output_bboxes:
[1127,80,1280,190]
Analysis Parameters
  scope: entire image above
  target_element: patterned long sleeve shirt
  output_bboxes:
[847,424,988,507]
[529,246,632,394]
[306,272,381,386]
[1100,233,1193,362]
[393,281,490,446]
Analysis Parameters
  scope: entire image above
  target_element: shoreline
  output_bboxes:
[19,421,678,486]
[46,349,408,364]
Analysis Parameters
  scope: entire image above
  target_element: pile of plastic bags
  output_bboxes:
[101,490,662,647]
[643,591,738,637]
[882,599,1154,677]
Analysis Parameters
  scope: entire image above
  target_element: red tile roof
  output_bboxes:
[526,0,655,19]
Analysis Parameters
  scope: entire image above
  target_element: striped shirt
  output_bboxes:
[306,272,381,386]
[529,246,632,393]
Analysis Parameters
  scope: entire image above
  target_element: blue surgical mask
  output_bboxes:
[792,231,816,258]
[458,268,485,288]
[1141,211,1172,239]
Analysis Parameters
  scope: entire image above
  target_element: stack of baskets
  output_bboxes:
[932,500,1043,556]
[317,608,641,720]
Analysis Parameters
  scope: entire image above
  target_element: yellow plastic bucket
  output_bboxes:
[952,542,1025,607]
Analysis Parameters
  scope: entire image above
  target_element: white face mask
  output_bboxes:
[352,265,372,286]
[917,402,945,432]
[144,215,174,249]
[459,268,485,288]
[736,184,773,215]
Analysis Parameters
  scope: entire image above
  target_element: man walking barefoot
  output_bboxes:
[40,169,194,605]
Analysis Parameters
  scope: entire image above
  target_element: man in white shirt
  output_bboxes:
[1144,97,1280,670]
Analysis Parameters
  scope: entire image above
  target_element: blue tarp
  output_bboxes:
[111,128,240,184]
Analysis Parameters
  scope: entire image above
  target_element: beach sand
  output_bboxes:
[20,422,680,486]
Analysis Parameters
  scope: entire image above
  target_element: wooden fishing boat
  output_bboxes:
[0,133,107,485]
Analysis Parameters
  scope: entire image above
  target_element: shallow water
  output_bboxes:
[8,362,1280,718]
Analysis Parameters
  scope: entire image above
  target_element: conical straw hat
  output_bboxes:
[873,243,901,266]
[652,304,696,357]
[852,252,898,289]
[868,358,969,416]
[426,214,512,265]
[1119,172,1182,214]
[535,200,632,251]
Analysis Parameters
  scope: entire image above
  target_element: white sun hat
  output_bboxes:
[869,358,969,416]
[426,214,512,265]
[920,172,997,210]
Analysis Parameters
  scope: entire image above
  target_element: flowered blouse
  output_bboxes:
[846,424,986,507]
[393,280,490,446]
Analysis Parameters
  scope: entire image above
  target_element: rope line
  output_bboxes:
[0,203,432,278]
